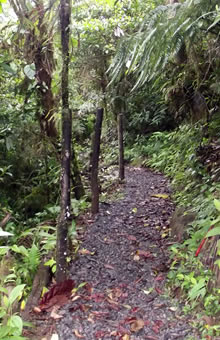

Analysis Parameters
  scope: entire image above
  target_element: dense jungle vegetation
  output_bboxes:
[0,0,220,338]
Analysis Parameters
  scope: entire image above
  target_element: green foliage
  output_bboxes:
[10,244,40,287]
[167,246,220,318]
[0,284,28,339]
[110,0,219,88]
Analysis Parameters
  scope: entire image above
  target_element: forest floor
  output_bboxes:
[27,166,200,340]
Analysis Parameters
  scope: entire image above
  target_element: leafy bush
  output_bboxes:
[126,123,220,335]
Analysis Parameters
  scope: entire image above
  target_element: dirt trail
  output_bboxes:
[56,167,198,340]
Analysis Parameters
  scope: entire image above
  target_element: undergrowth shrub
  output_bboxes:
[126,123,220,336]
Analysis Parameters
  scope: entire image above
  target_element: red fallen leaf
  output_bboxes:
[152,320,163,334]
[104,264,115,270]
[130,307,140,313]
[90,293,105,302]
[155,274,165,281]
[152,325,160,334]
[122,317,137,325]
[145,336,159,340]
[40,279,74,306]
[154,287,163,294]
[154,320,163,328]
[95,330,106,338]
[108,302,120,311]
[144,320,150,326]
[118,325,130,334]
[127,235,137,241]
[137,250,153,258]
[91,311,109,318]
[39,294,69,312]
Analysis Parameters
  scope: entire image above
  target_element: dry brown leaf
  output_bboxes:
[33,306,42,313]
[50,307,63,320]
[79,248,94,255]
[130,319,145,332]
[71,295,80,302]
[122,334,130,340]
[73,329,85,338]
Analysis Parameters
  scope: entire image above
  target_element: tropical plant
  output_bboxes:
[0,284,28,339]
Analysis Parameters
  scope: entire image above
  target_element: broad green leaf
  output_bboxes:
[0,309,6,318]
[0,286,8,294]
[11,245,28,257]
[214,199,220,212]
[8,284,25,306]
[0,325,11,338]
[3,295,9,308]
[0,246,10,255]
[44,258,56,267]
[7,315,23,335]
[205,226,220,238]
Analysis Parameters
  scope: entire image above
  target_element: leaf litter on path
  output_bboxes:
[30,167,199,340]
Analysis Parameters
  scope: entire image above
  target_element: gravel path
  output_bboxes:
[56,167,199,340]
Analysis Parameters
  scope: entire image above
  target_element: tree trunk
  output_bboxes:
[91,108,104,214]
[118,113,125,180]
[56,0,71,283]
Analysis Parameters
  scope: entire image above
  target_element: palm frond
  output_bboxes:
[109,0,219,90]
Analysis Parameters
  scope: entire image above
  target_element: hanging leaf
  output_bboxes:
[8,284,26,306]
[205,226,220,238]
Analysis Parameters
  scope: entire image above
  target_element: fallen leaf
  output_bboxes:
[137,250,153,258]
[169,306,178,312]
[155,287,163,294]
[130,319,145,332]
[143,288,153,295]
[95,330,106,338]
[72,295,81,302]
[110,331,118,336]
[73,329,85,338]
[132,207,137,213]
[50,308,63,320]
[79,248,94,255]
[123,304,131,309]
[104,264,114,270]
[121,335,130,340]
[155,274,165,281]
[39,279,74,310]
[127,235,137,241]
[51,335,59,340]
[133,254,140,261]
[33,306,41,313]
[151,194,169,199]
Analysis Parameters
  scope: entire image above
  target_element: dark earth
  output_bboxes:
[27,167,200,339]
